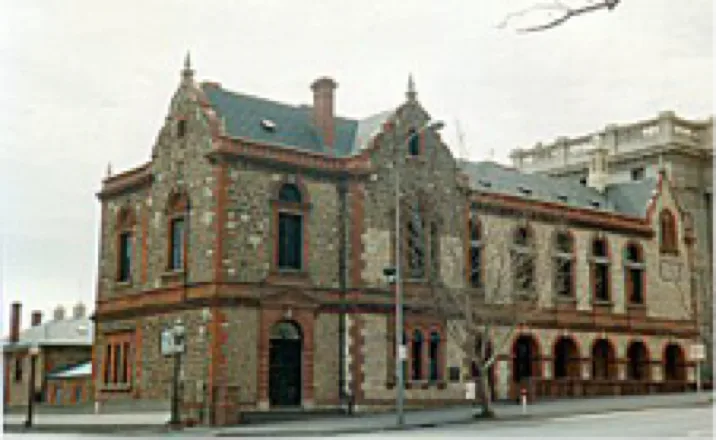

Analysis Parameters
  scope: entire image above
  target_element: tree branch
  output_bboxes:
[498,0,622,33]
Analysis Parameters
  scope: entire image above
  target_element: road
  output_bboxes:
[3,405,712,438]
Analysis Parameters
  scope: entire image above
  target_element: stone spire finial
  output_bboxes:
[106,162,112,178]
[181,51,194,83]
[406,73,417,101]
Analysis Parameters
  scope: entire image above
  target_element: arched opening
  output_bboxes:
[553,337,580,378]
[411,329,424,381]
[512,334,540,383]
[626,341,650,381]
[276,183,305,271]
[591,339,616,379]
[663,344,685,381]
[269,321,302,407]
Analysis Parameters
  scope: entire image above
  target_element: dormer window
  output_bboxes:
[517,186,533,196]
[478,179,492,188]
[579,177,587,186]
[556,194,569,203]
[590,200,601,208]
[261,119,277,131]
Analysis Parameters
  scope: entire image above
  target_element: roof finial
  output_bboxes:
[106,162,112,178]
[182,51,194,83]
[406,73,417,101]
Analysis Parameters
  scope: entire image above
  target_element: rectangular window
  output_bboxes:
[14,357,22,382]
[169,217,185,270]
[595,264,609,301]
[470,247,482,287]
[118,232,132,281]
[556,259,573,296]
[74,385,82,403]
[631,167,645,181]
[102,333,133,388]
[278,212,302,270]
[629,268,643,303]
[430,223,440,280]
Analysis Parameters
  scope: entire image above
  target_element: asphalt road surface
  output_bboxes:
[3,405,712,439]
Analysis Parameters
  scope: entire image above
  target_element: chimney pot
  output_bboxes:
[310,77,338,151]
[9,302,21,343]
[72,302,86,319]
[31,311,42,327]
[53,305,66,321]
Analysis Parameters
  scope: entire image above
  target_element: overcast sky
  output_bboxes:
[0,0,712,331]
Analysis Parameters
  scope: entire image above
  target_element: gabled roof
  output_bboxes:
[459,160,659,218]
[200,83,393,158]
[3,317,93,350]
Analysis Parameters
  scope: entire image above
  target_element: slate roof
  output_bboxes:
[201,83,392,158]
[3,317,93,350]
[459,160,658,218]
[47,361,92,380]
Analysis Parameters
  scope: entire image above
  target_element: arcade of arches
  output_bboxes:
[502,332,694,400]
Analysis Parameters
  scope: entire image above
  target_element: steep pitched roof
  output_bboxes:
[200,83,392,157]
[459,160,658,218]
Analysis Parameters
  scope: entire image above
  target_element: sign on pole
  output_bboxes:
[161,329,175,356]
[690,343,705,361]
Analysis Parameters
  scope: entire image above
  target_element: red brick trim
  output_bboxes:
[214,162,228,282]
[98,162,153,199]
[350,315,365,401]
[141,202,148,284]
[134,323,142,398]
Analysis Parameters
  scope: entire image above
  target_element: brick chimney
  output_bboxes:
[53,305,66,321]
[9,302,21,343]
[31,311,43,327]
[72,302,86,319]
[311,77,338,151]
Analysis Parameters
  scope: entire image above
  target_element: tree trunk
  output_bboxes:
[479,372,495,417]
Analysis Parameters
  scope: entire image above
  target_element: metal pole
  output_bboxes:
[170,349,181,426]
[395,144,405,427]
[24,353,36,428]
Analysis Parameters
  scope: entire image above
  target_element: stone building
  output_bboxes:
[3,302,93,407]
[93,56,700,424]
[509,113,713,374]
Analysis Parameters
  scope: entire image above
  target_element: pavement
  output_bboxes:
[2,392,712,437]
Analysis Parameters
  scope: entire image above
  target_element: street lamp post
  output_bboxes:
[24,344,40,428]
[168,319,186,428]
[385,119,444,427]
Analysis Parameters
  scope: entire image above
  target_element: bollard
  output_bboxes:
[94,400,100,414]
[520,388,527,414]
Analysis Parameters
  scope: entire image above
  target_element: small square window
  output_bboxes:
[631,167,645,181]
[177,120,186,138]
[579,177,587,186]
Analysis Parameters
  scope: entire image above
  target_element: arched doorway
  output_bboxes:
[663,344,685,381]
[553,337,580,378]
[626,341,650,381]
[269,321,302,407]
[512,334,540,383]
[591,339,616,379]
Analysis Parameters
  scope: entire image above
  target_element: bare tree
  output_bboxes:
[498,0,621,33]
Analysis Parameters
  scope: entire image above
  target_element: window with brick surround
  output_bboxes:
[554,231,574,298]
[115,208,136,282]
[428,331,441,381]
[411,329,424,381]
[276,183,306,271]
[624,243,645,304]
[102,332,133,389]
[166,192,189,271]
[406,206,426,280]
[591,237,610,302]
[469,216,483,288]
[659,209,678,254]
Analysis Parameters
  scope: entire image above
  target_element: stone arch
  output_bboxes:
[663,343,686,381]
[553,336,580,378]
[626,340,650,381]
[268,320,303,407]
[512,333,542,383]
[591,338,617,379]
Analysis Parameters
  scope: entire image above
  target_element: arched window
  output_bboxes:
[512,226,535,291]
[554,231,574,298]
[411,329,424,381]
[663,344,685,381]
[553,337,580,378]
[428,331,440,381]
[276,183,305,270]
[659,209,678,254]
[626,341,650,381]
[408,129,420,156]
[624,243,645,304]
[469,216,483,288]
[512,334,540,383]
[591,237,610,302]
[406,205,426,279]
[167,192,189,271]
[591,339,616,379]
[116,207,136,282]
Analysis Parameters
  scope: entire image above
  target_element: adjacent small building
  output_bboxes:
[3,302,93,407]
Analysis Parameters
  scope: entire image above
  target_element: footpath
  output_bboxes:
[2,392,712,436]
